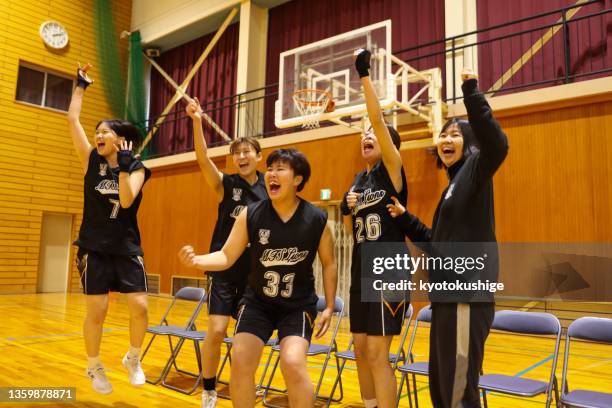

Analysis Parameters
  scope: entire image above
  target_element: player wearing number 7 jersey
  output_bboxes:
[339,49,409,408]
[68,63,151,395]
[179,148,338,408]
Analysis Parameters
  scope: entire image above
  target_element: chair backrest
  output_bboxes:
[416,304,432,323]
[492,310,560,336]
[159,286,207,330]
[489,310,561,407]
[175,286,207,302]
[567,317,612,343]
[405,304,432,363]
[316,295,344,314]
[561,316,612,400]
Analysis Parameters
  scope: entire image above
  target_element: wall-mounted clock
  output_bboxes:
[39,21,69,50]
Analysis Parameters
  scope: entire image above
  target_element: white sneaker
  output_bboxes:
[122,352,146,386]
[201,390,218,408]
[86,365,113,394]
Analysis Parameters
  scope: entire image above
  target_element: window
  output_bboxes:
[15,65,73,111]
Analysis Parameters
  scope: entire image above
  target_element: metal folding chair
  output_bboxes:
[261,296,345,408]
[327,303,414,406]
[479,310,562,408]
[561,317,612,408]
[160,329,207,394]
[396,304,432,408]
[140,286,207,385]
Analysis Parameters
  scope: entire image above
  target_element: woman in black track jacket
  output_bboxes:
[387,68,509,408]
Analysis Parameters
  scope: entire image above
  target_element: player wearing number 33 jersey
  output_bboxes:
[244,198,326,309]
[178,148,338,406]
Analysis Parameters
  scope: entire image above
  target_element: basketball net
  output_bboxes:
[292,89,333,129]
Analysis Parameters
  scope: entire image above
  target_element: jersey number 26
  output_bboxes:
[355,214,381,243]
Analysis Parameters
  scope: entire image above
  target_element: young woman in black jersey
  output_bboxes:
[179,149,337,408]
[68,64,151,394]
[387,68,509,408]
[340,49,409,408]
[185,98,268,407]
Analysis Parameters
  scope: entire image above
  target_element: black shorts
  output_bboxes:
[207,277,246,318]
[77,248,147,295]
[234,297,318,344]
[350,294,406,336]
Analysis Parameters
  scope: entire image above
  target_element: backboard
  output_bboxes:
[275,20,392,129]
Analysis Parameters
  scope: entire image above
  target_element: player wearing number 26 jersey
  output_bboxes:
[347,160,408,335]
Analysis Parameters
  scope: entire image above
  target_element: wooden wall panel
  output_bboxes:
[0,0,132,294]
[494,101,612,242]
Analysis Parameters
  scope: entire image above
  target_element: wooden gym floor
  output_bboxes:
[0,293,610,407]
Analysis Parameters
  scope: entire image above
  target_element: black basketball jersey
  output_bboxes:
[209,172,268,282]
[349,160,408,292]
[75,149,151,255]
[245,199,327,309]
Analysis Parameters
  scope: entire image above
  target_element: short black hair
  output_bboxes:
[96,119,143,150]
[435,118,479,168]
[386,125,401,150]
[230,136,261,154]
[266,148,311,192]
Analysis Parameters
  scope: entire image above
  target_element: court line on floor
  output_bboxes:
[1,327,128,342]
[4,339,200,405]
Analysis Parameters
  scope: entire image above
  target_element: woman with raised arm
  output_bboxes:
[340,49,409,408]
[387,68,509,408]
[185,98,268,408]
[68,64,151,394]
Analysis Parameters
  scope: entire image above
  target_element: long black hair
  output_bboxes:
[96,119,143,151]
[435,118,479,168]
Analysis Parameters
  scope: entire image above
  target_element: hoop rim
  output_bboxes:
[292,88,332,106]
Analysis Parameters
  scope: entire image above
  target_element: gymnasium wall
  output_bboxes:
[0,1,132,294]
[135,94,612,294]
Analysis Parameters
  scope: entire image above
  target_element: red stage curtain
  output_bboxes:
[476,0,611,94]
[148,23,239,157]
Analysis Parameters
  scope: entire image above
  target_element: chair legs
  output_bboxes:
[261,351,283,408]
[262,351,343,408]
[397,372,414,408]
[160,338,204,395]
[482,388,489,408]
[314,353,343,404]
[216,341,232,387]
[142,333,182,385]
[325,355,346,406]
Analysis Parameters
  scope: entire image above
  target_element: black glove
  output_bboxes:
[461,78,479,97]
[355,49,371,78]
[118,148,134,173]
[76,68,93,90]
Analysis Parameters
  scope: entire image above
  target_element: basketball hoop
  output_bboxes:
[292,89,335,129]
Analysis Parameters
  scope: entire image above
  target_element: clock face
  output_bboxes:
[39,21,69,49]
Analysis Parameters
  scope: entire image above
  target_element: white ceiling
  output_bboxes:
[144,0,291,51]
